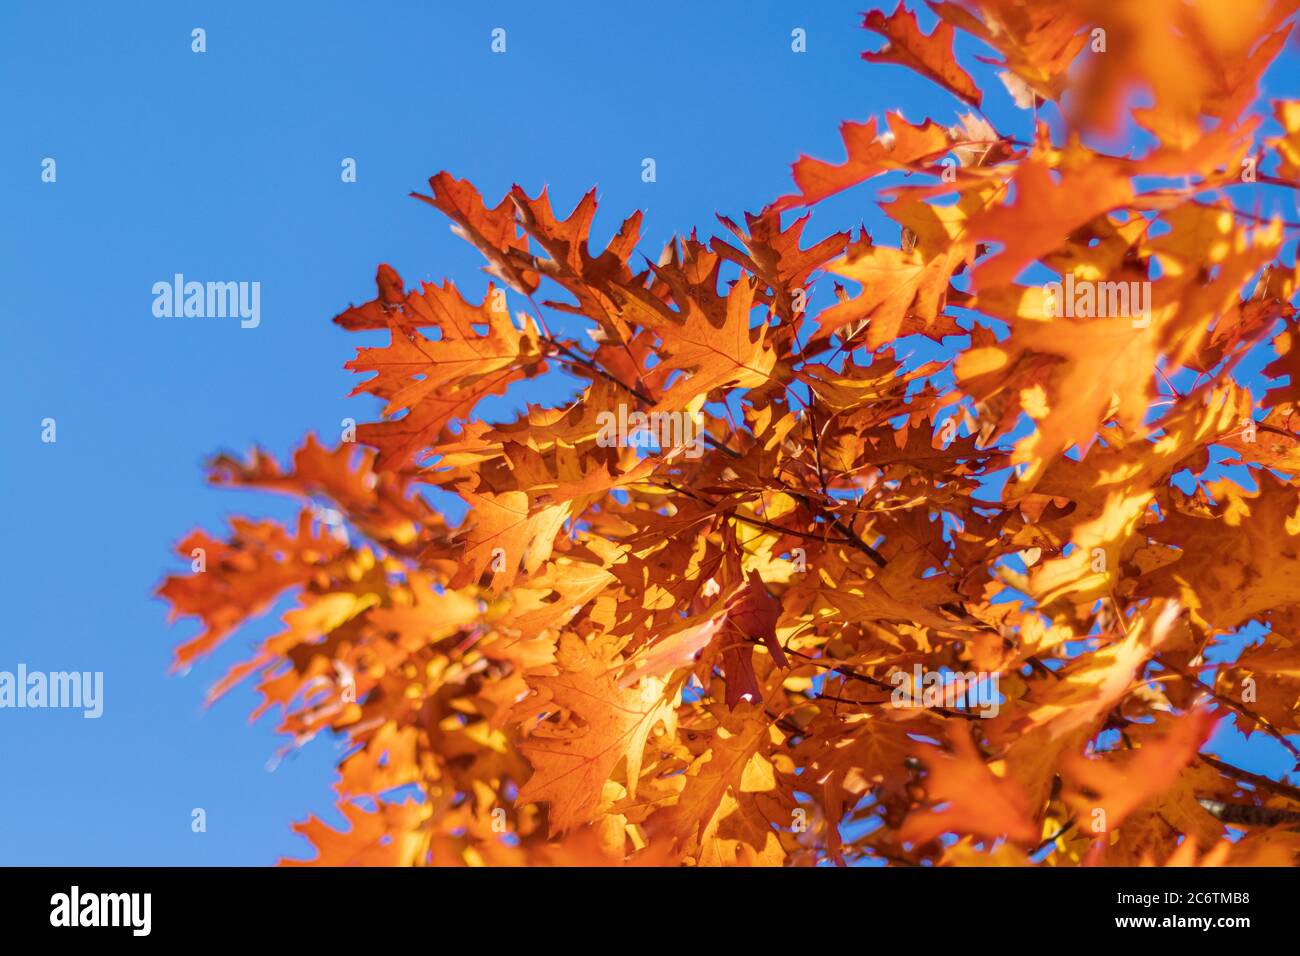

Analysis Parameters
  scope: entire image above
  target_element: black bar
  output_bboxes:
[0,866,1281,941]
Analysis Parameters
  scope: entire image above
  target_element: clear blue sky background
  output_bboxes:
[1,1,1298,865]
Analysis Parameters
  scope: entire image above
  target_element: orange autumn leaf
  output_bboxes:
[901,724,1040,847]
[344,270,544,468]
[515,634,676,834]
[968,157,1135,291]
[635,275,778,413]
[1061,708,1219,833]
[861,4,982,107]
[772,112,953,211]
[642,707,776,860]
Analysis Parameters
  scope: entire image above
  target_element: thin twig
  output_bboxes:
[1157,655,1300,761]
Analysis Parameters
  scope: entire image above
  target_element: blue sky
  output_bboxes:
[1,1,1298,865]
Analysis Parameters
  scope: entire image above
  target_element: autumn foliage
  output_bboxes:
[159,1,1300,866]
